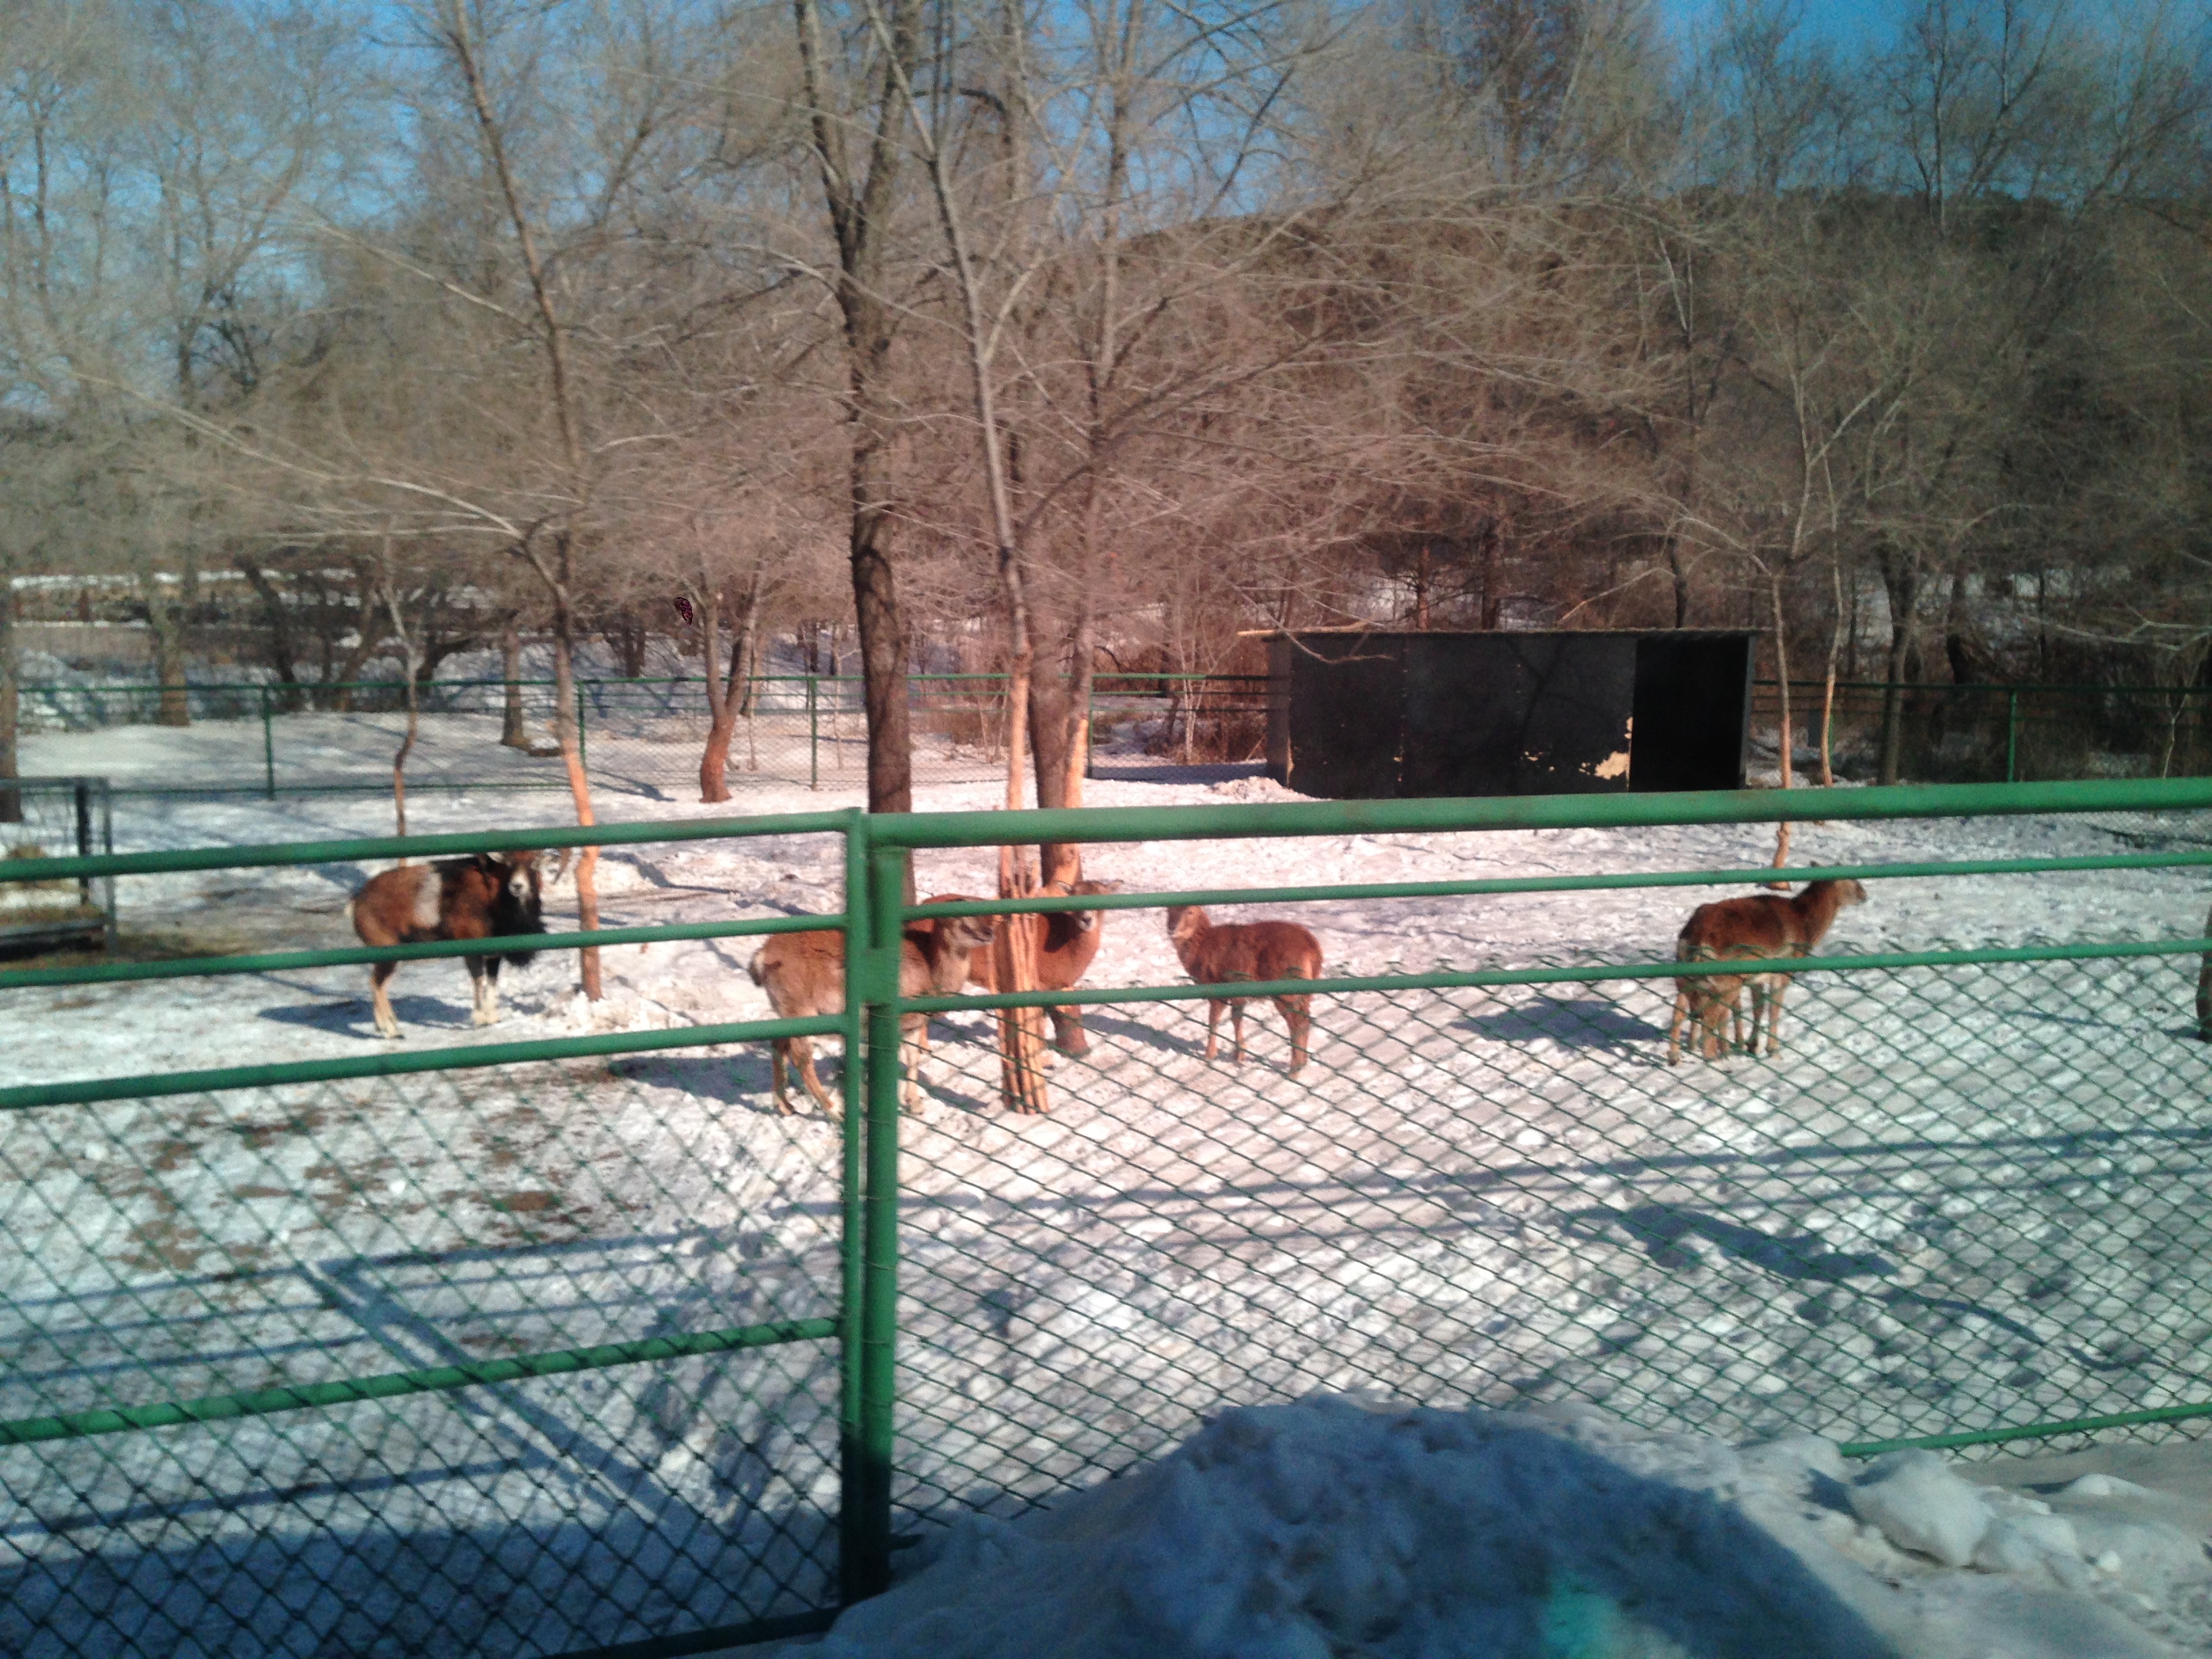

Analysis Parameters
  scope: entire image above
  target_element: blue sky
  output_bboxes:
[1656,0,1881,54]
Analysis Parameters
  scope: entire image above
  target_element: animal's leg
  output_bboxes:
[1203,1000,1223,1060]
[1763,978,1789,1056]
[1696,985,1728,1060]
[795,1037,838,1115]
[467,956,496,1027]
[1050,1006,1090,1057]
[1281,995,1311,1075]
[770,1040,794,1113]
[900,1017,926,1109]
[1231,1000,1248,1063]
[1666,985,1689,1066]
[371,962,402,1040]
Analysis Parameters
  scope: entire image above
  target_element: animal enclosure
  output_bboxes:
[0,779,115,956]
[1263,630,1754,798]
[3,779,2212,1659]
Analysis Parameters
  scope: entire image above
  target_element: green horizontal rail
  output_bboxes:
[873,777,2212,849]
[0,807,857,884]
[0,1316,839,1448]
[900,935,2212,1015]
[903,848,2212,922]
[22,778,2206,890]
[1841,1398,2212,1458]
[0,1013,840,1113]
[0,915,838,990]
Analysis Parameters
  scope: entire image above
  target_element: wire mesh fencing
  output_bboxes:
[882,943,2212,1536]
[1754,679,2212,784]
[9,779,2212,1658]
[0,1058,844,1659]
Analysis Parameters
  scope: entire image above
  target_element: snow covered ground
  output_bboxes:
[3,741,2211,1657]
[791,1393,2212,1658]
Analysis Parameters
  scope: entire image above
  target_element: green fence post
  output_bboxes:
[809,676,821,792]
[845,837,909,1603]
[260,683,276,798]
[837,808,873,1603]
[2006,689,2020,783]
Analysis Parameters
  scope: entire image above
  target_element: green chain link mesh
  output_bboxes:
[0,1056,841,1658]
[884,944,2212,1539]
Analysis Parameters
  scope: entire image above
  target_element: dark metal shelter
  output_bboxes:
[1261,630,1754,798]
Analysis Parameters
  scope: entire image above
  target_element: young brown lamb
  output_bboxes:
[746,914,998,1115]
[1164,905,1323,1075]
[346,853,546,1039]
[1667,878,1868,1064]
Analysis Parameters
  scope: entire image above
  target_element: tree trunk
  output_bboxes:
[851,456,915,820]
[500,616,529,747]
[1820,555,1844,788]
[548,557,602,1000]
[239,557,302,710]
[382,565,422,844]
[1667,539,1691,628]
[1877,546,1921,786]
[698,562,762,802]
[1769,572,1793,877]
[1480,520,1504,630]
[0,583,19,824]
[144,560,196,728]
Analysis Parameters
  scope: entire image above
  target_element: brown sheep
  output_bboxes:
[1164,905,1323,1075]
[746,914,998,1115]
[346,853,546,1039]
[916,879,1120,1055]
[1667,878,1868,1064]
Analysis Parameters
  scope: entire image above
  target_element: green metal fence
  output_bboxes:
[5,777,2212,1655]
[18,674,1269,800]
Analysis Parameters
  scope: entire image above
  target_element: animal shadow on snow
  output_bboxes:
[1461,995,1665,1051]
[608,1051,779,1110]
[261,994,459,1038]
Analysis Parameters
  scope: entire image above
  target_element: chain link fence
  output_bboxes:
[1755,679,2212,783]
[5,781,2212,1656]
[16,675,1271,800]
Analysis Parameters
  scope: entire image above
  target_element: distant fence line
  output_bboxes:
[1753,678,2212,785]
[16,673,1271,798]
[16,670,2212,798]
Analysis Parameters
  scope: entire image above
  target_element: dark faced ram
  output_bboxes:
[346,853,548,1038]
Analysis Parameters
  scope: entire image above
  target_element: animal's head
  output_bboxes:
[940,914,998,954]
[1062,879,1120,933]
[1164,905,1207,943]
[478,852,546,921]
[1823,878,1868,909]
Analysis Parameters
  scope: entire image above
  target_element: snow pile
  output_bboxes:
[817,1396,2203,1659]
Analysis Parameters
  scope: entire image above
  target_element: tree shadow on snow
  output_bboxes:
[1563,1203,1896,1282]
[1460,995,1666,1051]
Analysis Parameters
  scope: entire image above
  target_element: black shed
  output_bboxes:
[1261,629,1755,798]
